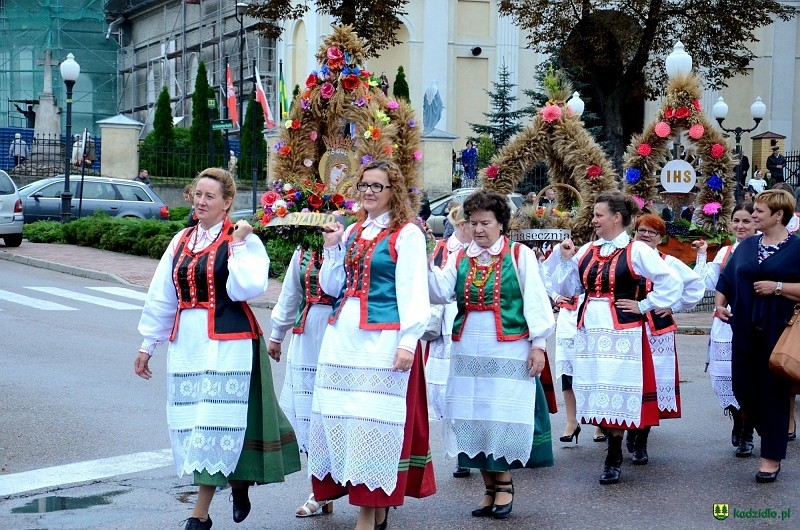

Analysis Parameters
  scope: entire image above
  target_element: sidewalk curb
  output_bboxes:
[0,250,132,286]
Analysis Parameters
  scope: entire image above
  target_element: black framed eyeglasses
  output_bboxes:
[635,228,660,237]
[356,182,392,193]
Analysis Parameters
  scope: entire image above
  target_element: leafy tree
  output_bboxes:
[476,135,496,170]
[393,65,410,102]
[239,92,268,184]
[498,0,796,169]
[190,61,225,171]
[249,0,409,56]
[468,64,526,150]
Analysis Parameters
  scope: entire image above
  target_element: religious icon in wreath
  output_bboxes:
[319,135,359,195]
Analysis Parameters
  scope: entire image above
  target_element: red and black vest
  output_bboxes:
[169,219,262,341]
[577,242,644,330]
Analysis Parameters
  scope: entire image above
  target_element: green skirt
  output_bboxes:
[458,377,554,472]
[195,338,302,487]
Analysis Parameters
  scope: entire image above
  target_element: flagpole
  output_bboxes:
[252,58,258,214]
[279,59,284,118]
[224,55,231,172]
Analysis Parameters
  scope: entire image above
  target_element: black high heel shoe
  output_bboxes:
[559,425,581,444]
[492,479,514,519]
[755,463,781,483]
[471,485,495,517]
[375,507,390,530]
[231,486,251,523]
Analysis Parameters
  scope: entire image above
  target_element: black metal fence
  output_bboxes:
[783,150,800,187]
[1,128,101,177]
[138,138,244,184]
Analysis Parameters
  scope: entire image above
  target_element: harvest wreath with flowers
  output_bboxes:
[481,69,618,244]
[254,25,423,250]
[622,73,735,234]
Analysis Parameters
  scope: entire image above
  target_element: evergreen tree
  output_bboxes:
[468,64,526,150]
[291,84,300,111]
[239,92,268,185]
[190,61,225,171]
[393,65,410,102]
[153,87,174,148]
[140,87,175,178]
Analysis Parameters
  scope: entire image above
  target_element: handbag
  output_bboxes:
[421,304,445,342]
[769,304,800,384]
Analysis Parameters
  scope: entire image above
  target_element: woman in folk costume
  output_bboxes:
[552,190,682,485]
[543,252,607,445]
[425,205,472,477]
[268,245,336,518]
[716,190,800,483]
[616,214,704,464]
[311,160,435,530]
[693,203,757,456]
[429,189,555,519]
[134,168,300,530]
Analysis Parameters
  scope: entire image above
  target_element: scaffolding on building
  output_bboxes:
[109,0,277,139]
[0,0,119,134]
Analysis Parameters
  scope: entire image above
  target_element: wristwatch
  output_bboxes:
[775,281,783,296]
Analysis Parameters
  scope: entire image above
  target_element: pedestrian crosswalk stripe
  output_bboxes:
[0,289,78,311]
[24,287,143,310]
[87,286,148,301]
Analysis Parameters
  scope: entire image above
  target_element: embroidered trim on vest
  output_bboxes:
[577,242,644,330]
[452,238,528,342]
[293,249,334,334]
[170,219,261,341]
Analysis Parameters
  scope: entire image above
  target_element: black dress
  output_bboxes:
[717,234,800,460]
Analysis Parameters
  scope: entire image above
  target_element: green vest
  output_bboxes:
[293,249,334,334]
[452,238,528,341]
[328,223,404,330]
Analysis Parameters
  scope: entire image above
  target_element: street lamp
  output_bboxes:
[234,2,249,131]
[60,53,80,223]
[665,41,692,79]
[712,95,767,200]
[566,91,585,117]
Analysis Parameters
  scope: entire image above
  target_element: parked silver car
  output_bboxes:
[426,188,523,237]
[18,176,170,223]
[0,170,24,246]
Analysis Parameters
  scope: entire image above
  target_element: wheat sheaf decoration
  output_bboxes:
[481,69,618,244]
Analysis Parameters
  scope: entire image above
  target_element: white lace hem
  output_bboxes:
[444,419,535,466]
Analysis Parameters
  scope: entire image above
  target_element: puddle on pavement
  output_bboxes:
[11,490,127,513]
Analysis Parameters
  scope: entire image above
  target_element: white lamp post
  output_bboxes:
[713,95,767,199]
[665,41,692,79]
[566,91,585,117]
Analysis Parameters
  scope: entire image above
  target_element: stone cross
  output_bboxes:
[36,50,57,96]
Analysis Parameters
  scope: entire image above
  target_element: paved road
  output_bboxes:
[0,255,797,529]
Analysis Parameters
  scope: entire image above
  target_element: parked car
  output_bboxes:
[0,170,24,247]
[426,188,523,237]
[18,176,170,223]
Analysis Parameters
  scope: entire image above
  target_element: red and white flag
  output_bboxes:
[254,67,275,130]
[226,64,239,126]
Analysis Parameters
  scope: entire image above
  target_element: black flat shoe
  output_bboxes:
[755,464,781,483]
[232,487,251,523]
[788,430,796,441]
[559,425,581,444]
[183,516,213,530]
[492,479,514,519]
[471,485,495,517]
[735,439,754,458]
[453,464,471,478]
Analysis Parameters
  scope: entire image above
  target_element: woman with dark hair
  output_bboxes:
[313,160,435,530]
[429,189,555,519]
[716,189,800,483]
[616,214,704,464]
[552,189,682,485]
[134,168,300,529]
[694,203,757,455]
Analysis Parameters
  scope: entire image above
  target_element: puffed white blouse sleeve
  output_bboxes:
[548,242,590,297]
[665,255,704,313]
[631,241,682,313]
[226,233,270,300]
[516,244,556,349]
[394,224,431,353]
[269,246,304,343]
[693,245,730,291]
[428,248,458,305]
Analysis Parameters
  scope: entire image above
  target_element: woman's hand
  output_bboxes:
[654,307,673,318]
[527,348,546,377]
[560,238,576,260]
[134,351,152,380]
[615,299,642,315]
[692,239,708,255]
[753,280,780,296]
[322,221,344,247]
[392,348,414,372]
[554,295,569,305]
[267,340,282,362]
[715,305,733,322]
[233,219,253,242]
